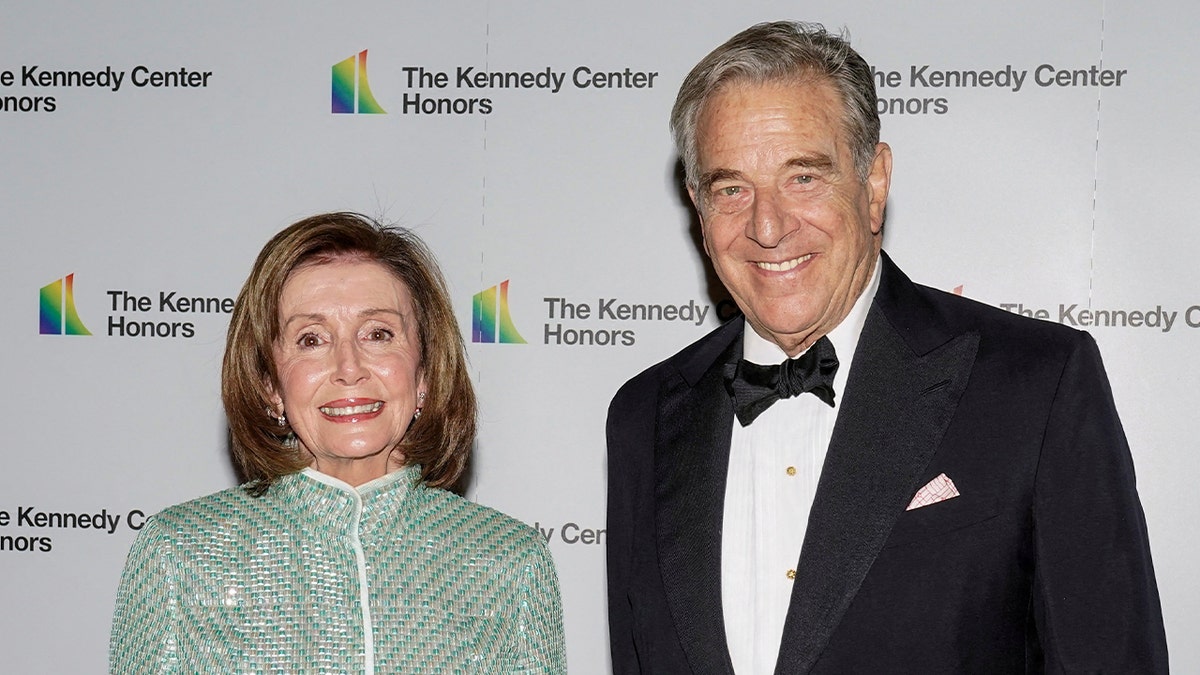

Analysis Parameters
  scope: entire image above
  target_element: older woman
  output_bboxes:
[110,212,566,673]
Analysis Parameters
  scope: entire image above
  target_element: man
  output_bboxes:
[606,21,1167,674]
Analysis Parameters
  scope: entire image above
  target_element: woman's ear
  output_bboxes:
[264,378,284,418]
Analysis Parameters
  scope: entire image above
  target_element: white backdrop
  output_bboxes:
[2,1,1196,672]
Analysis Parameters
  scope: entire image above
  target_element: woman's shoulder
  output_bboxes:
[140,483,266,541]
[413,486,548,559]
[156,482,258,515]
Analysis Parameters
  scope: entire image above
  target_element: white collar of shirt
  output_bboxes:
[741,253,882,408]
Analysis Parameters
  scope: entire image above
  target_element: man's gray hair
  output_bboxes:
[670,21,880,189]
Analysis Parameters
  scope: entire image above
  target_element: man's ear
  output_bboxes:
[688,186,712,257]
[866,142,892,234]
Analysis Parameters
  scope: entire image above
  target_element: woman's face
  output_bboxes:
[271,258,425,484]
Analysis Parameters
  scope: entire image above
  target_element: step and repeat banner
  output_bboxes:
[2,1,1196,672]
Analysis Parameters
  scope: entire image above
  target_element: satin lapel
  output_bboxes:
[774,306,980,675]
[655,323,741,675]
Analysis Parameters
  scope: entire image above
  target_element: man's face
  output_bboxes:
[690,78,891,355]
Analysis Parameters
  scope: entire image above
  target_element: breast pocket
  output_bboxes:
[882,493,1000,549]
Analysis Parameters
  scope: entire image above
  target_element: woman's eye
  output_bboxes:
[367,328,394,341]
[297,333,321,347]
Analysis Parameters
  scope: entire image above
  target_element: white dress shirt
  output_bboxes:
[721,258,881,674]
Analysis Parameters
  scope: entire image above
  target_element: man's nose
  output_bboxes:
[747,188,792,247]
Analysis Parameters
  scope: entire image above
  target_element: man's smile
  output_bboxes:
[754,253,815,272]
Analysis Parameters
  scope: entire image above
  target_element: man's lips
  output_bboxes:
[754,252,815,272]
[318,399,384,421]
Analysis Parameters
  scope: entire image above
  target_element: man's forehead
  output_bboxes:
[704,71,838,111]
[694,78,848,158]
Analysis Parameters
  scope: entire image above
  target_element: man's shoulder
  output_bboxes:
[610,316,741,407]
[900,278,1089,360]
[878,253,1081,346]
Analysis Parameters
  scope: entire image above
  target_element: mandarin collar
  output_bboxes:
[267,464,424,539]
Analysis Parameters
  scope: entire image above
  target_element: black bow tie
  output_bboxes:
[724,335,839,426]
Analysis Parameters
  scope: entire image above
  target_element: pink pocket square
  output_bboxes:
[906,473,960,511]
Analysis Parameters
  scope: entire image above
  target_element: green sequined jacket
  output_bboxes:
[109,465,567,673]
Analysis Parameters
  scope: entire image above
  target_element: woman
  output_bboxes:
[110,212,567,673]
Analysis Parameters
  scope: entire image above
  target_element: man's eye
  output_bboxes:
[718,186,742,197]
[793,175,814,184]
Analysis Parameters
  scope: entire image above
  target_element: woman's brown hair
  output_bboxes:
[222,212,475,491]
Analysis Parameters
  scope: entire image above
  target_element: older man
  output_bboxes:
[606,21,1167,674]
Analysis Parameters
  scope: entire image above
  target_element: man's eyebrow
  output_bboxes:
[785,154,835,172]
[697,168,744,192]
[698,154,838,192]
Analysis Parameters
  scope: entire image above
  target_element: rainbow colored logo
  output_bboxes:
[40,273,92,336]
[472,280,526,344]
[332,49,386,114]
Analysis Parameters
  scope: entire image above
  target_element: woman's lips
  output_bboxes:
[318,399,384,422]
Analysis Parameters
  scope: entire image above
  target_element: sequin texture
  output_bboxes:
[110,465,567,673]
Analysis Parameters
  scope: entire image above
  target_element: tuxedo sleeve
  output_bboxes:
[1032,331,1168,672]
[606,375,656,675]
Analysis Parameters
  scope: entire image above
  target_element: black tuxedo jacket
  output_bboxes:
[606,253,1167,674]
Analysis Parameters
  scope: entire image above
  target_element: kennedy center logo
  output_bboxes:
[472,280,526,344]
[40,273,91,335]
[332,49,386,114]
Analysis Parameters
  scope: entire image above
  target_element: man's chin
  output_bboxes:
[746,315,823,346]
